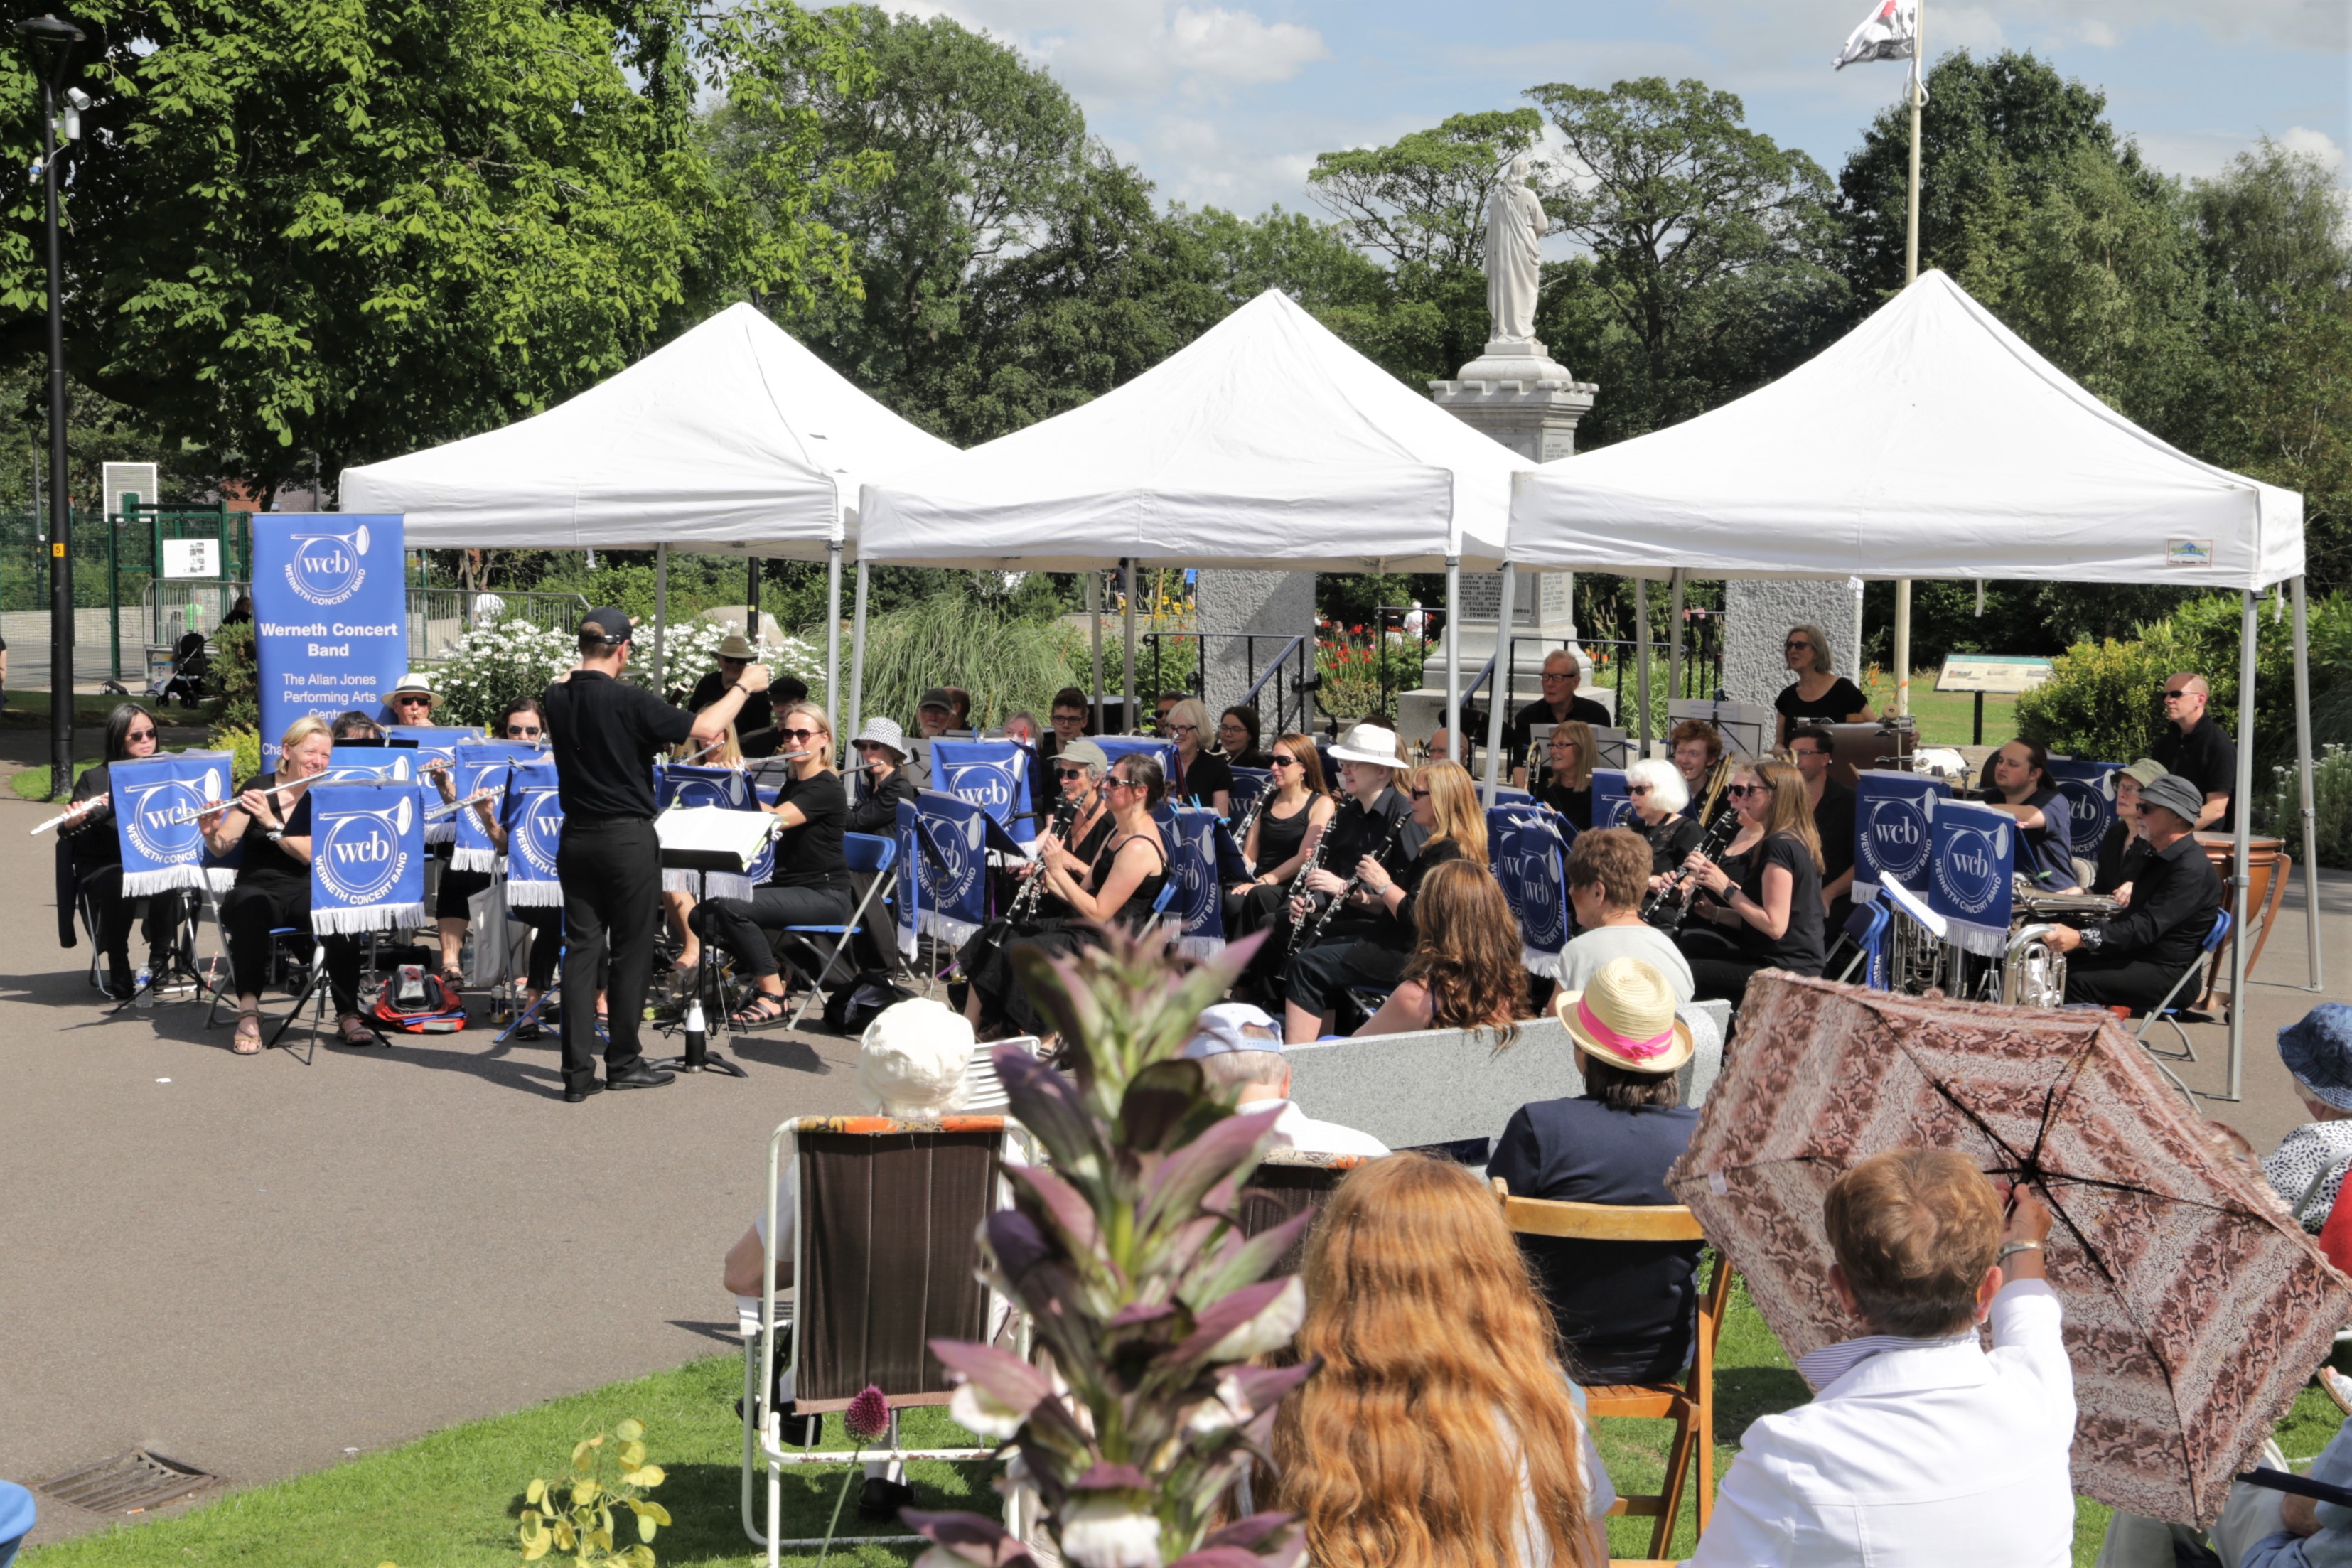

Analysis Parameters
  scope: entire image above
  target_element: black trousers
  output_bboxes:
[219,879,363,1014]
[436,865,493,921]
[1283,938,1408,1022]
[80,864,188,970]
[692,884,854,979]
[557,816,662,1088]
[518,905,562,994]
[2065,955,2195,1011]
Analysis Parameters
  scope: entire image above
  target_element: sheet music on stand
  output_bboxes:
[655,804,778,871]
[1668,698,1773,761]
[1588,726,1631,770]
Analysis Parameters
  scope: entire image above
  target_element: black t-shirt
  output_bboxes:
[1539,781,1594,832]
[686,670,775,756]
[1979,781,2080,890]
[1812,779,1857,885]
[1736,830,1825,974]
[2152,714,2237,832]
[67,761,121,868]
[2094,821,2152,896]
[844,767,915,837]
[1775,677,1869,729]
[768,770,847,891]
[1174,750,1233,808]
[543,670,692,820]
[232,773,313,888]
[1508,694,1612,766]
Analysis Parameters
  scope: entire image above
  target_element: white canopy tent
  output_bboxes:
[853,287,1532,744]
[1501,268,2318,1095]
[339,301,957,714]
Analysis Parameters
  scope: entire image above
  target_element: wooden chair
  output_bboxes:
[1491,1180,1734,1562]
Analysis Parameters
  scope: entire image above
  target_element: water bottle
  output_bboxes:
[682,996,708,1070]
[134,965,154,1009]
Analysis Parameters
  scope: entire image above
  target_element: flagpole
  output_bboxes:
[1891,0,1923,721]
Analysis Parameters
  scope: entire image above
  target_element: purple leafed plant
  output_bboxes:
[909,928,1314,1568]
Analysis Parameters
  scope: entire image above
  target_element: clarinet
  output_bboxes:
[1283,826,1331,947]
[1641,803,1744,931]
[1230,786,1269,876]
[1308,812,1409,942]
[1008,796,1080,923]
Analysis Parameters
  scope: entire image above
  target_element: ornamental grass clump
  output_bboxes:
[908,928,1312,1568]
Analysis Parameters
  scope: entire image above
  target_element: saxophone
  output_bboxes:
[1008,796,1081,924]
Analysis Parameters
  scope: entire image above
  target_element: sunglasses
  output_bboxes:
[1055,766,1090,780]
[1727,783,1772,798]
[506,724,542,738]
[2162,689,2196,699]
[394,696,431,707]
[1626,783,1652,796]
[780,726,821,741]
[125,727,156,741]
[1409,787,1432,799]
[1784,640,1811,651]
[1269,754,1298,768]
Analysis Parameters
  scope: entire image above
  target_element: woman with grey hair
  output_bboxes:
[1773,621,1874,748]
[1623,755,1706,930]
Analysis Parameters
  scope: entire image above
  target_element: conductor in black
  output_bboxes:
[545,607,769,1102]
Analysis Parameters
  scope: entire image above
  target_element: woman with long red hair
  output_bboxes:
[1272,1153,1613,1568]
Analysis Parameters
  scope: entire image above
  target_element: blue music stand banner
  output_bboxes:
[501,761,566,909]
[912,789,991,947]
[893,800,921,960]
[655,763,763,901]
[388,724,481,844]
[308,781,425,935]
[1928,798,2016,957]
[323,745,415,785]
[1161,806,1228,958]
[2046,758,2121,860]
[252,514,407,763]
[932,739,1035,841]
[1487,805,1571,975]
[1589,769,1637,829]
[449,743,541,871]
[112,752,236,898]
[1227,766,1272,822]
[1853,771,1944,903]
[1093,736,1178,784]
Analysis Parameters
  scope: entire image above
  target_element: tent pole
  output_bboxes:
[2228,588,2257,1102]
[654,542,669,694]
[847,559,869,743]
[825,539,842,731]
[1668,568,1685,706]
[1088,572,1104,728]
[1123,557,1137,734]
[1443,556,1462,763]
[1892,6,1923,722]
[2294,573,2322,990]
[1633,576,1651,758]
[1483,564,1515,806]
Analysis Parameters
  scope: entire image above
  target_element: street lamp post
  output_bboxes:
[16,12,82,799]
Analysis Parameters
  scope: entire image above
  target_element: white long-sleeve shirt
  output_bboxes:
[1685,1279,2076,1568]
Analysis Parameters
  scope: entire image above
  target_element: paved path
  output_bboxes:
[0,785,2340,1544]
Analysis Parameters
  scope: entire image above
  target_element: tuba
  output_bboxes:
[1998,923,2070,1009]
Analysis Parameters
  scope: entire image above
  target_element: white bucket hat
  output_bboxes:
[1328,721,1403,769]
[856,998,974,1118]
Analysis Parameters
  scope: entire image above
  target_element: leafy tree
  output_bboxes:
[0,0,874,496]
[1525,77,1848,446]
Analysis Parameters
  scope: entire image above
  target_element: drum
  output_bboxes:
[2194,832,2289,994]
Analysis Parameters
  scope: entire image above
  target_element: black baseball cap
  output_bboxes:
[579,606,634,645]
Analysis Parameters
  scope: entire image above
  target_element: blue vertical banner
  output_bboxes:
[451,742,539,871]
[913,789,990,946]
[387,724,480,844]
[894,799,921,960]
[1853,771,1944,903]
[1093,736,1178,781]
[1589,769,1636,829]
[1226,766,1272,824]
[307,782,426,935]
[1928,798,2016,957]
[1487,805,1570,975]
[253,514,407,759]
[111,753,236,898]
[1161,806,1226,957]
[932,739,1035,840]
[501,761,566,909]
[655,763,761,901]
[2045,758,2121,860]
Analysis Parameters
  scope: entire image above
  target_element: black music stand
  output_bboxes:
[648,844,751,1079]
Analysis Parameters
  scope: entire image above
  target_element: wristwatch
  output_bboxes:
[264,828,284,844]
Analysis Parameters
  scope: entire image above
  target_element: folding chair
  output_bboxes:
[1238,1148,1368,1276]
[1492,1183,1734,1562]
[2136,908,2233,1061]
[958,1035,1041,1114]
[780,833,899,1029]
[742,1115,1025,1566]
[1831,898,1891,990]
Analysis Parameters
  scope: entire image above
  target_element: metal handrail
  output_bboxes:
[1140,630,1316,739]
[1239,634,1307,711]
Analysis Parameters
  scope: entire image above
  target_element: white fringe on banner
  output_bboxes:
[662,868,753,901]
[1174,934,1226,960]
[897,925,918,960]
[922,911,981,949]
[205,866,239,893]
[1522,945,1562,978]
[1945,916,2009,958]
[121,866,210,898]
[310,901,427,937]
[451,846,500,873]
[424,822,456,846]
[506,879,564,908]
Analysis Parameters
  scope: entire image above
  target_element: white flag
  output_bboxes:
[1835,0,1917,69]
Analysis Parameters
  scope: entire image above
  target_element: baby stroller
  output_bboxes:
[147,630,209,707]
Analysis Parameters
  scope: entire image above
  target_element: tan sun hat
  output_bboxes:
[1554,957,1695,1075]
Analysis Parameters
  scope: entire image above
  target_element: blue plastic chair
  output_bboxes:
[2137,908,2233,1060]
[1833,898,1893,991]
[780,833,899,1029]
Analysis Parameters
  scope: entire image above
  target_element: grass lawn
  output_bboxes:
[0,691,215,731]
[28,1280,2347,1567]
[1859,670,2019,748]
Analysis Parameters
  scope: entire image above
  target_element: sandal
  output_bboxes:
[729,992,788,1029]
[334,1014,377,1047]
[232,1008,262,1055]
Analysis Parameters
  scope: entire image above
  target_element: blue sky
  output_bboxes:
[894,0,2349,218]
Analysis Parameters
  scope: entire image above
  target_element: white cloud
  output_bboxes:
[2279,125,2348,172]
[1167,7,1329,85]
[913,1,1328,97]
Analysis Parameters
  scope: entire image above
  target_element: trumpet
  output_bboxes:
[161,775,315,827]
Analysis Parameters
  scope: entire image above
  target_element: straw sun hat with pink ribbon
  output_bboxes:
[1553,957,1694,1075]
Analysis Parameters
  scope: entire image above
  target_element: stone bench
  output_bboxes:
[1284,1001,1729,1159]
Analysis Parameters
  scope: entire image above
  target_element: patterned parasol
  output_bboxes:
[1669,973,2352,1525]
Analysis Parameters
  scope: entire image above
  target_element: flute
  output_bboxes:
[161,775,314,827]
[28,794,112,836]
[426,787,501,822]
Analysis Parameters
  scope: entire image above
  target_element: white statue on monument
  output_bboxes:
[1483,151,1545,348]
